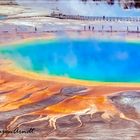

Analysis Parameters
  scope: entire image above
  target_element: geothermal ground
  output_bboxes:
[0,70,140,140]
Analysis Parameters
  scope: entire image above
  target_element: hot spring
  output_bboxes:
[0,38,140,83]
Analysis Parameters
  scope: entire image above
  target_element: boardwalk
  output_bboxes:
[1,13,140,23]
[0,26,140,34]
[0,13,140,33]
[50,13,140,22]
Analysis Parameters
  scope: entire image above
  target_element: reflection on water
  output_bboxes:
[15,0,140,17]
[1,39,140,82]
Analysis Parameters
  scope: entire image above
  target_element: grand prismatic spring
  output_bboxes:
[0,36,140,139]
[1,38,140,82]
[0,0,140,140]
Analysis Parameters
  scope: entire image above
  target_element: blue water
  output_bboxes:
[0,15,7,20]
[0,39,140,82]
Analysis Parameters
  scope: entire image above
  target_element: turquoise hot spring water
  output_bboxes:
[0,38,140,83]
